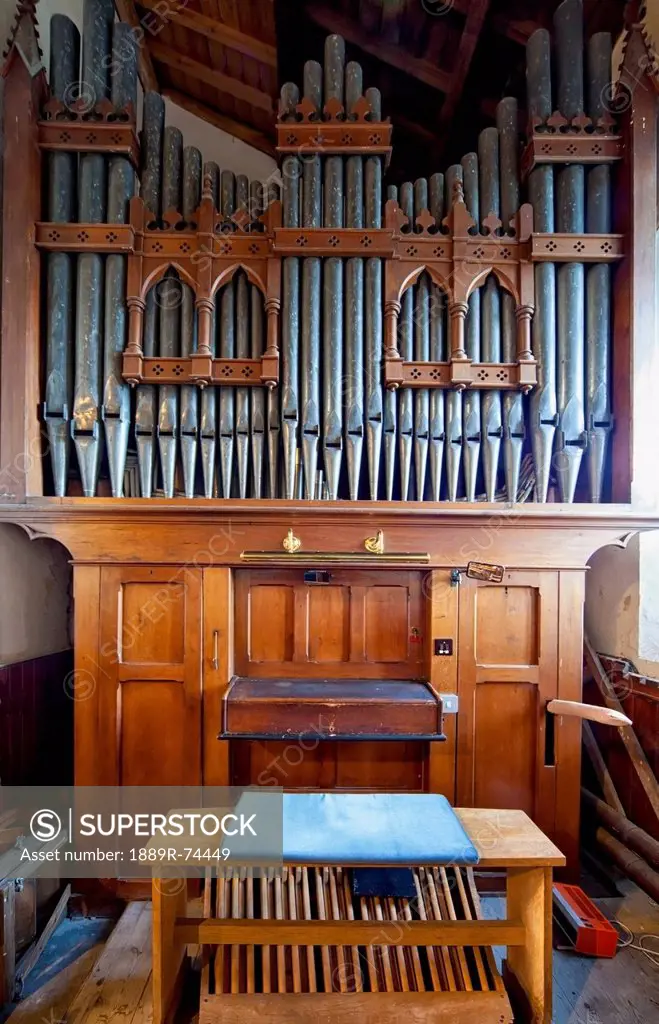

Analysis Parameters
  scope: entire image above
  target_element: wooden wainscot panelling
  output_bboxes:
[456,572,559,843]
[234,569,425,679]
[425,569,459,800]
[203,568,233,786]
[93,566,202,786]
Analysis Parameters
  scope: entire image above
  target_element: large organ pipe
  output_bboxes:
[479,127,503,501]
[44,15,78,497]
[180,147,202,498]
[428,173,446,501]
[364,86,384,500]
[136,92,165,498]
[384,183,399,500]
[280,83,301,500]
[345,61,365,501]
[200,162,219,498]
[398,182,414,500]
[301,62,322,499]
[219,170,237,497]
[72,0,114,496]
[526,30,557,503]
[250,179,266,499]
[322,35,346,500]
[586,33,614,502]
[554,0,587,502]
[158,126,183,498]
[497,97,524,503]
[413,180,430,500]
[103,21,137,498]
[461,152,481,502]
[235,174,251,499]
[444,164,464,501]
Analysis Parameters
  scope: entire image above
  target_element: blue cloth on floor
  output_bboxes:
[282,792,479,865]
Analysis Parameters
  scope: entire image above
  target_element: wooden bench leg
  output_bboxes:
[505,866,553,1024]
[152,877,188,1024]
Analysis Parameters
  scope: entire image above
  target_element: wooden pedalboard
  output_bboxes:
[198,866,513,1023]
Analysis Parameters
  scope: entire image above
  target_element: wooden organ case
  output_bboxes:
[1,0,658,879]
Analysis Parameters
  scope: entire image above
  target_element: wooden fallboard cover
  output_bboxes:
[234,569,426,680]
[224,678,442,738]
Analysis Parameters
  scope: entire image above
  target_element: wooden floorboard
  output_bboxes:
[5,882,659,1023]
[65,902,153,1024]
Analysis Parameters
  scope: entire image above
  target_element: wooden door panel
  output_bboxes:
[120,681,191,787]
[97,567,202,786]
[308,586,350,662]
[474,586,539,665]
[473,681,537,814]
[457,572,558,837]
[235,569,425,679]
[248,584,294,662]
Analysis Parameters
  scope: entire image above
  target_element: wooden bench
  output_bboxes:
[151,806,564,1023]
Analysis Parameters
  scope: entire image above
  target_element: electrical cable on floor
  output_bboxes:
[614,919,659,968]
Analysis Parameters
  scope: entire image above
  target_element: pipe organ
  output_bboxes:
[33,0,624,504]
[1,0,658,879]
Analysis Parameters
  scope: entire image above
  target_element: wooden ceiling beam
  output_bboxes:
[114,0,159,92]
[308,4,452,93]
[149,41,274,112]
[163,89,276,160]
[136,0,277,68]
[437,0,491,132]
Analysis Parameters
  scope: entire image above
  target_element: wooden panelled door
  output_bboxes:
[456,572,559,840]
[94,566,203,786]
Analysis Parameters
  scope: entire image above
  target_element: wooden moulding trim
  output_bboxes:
[38,119,140,166]
[35,222,135,252]
[276,121,392,159]
[385,359,538,391]
[121,355,279,388]
[273,227,394,256]
[521,132,623,178]
[531,233,624,262]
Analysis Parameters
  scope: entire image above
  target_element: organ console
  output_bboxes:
[1,0,658,890]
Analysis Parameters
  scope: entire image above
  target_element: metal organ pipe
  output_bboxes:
[280,82,301,500]
[554,0,587,502]
[443,164,464,501]
[158,126,183,498]
[497,97,525,503]
[235,174,251,499]
[219,170,237,497]
[73,0,114,496]
[180,147,202,499]
[250,179,266,499]
[103,21,137,499]
[428,173,446,501]
[322,34,346,501]
[478,127,503,502]
[526,29,558,503]
[345,61,366,501]
[460,152,482,502]
[44,15,79,497]
[413,180,430,501]
[301,61,322,500]
[586,32,614,502]
[200,161,220,498]
[397,182,414,501]
[137,92,165,498]
[364,86,384,501]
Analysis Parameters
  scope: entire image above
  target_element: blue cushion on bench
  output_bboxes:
[282,792,479,865]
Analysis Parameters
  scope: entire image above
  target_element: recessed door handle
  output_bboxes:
[212,629,219,670]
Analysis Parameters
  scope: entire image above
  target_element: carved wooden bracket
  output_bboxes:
[38,98,140,166]
[276,94,393,164]
[521,112,622,178]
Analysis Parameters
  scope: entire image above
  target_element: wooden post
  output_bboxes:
[0,6,47,500]
[152,876,188,1024]
[505,866,553,1024]
[610,13,659,502]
